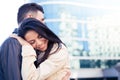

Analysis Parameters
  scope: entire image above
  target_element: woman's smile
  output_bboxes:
[25,30,48,51]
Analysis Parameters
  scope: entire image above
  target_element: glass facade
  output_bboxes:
[25,0,120,69]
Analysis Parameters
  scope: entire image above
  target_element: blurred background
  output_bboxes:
[1,0,120,79]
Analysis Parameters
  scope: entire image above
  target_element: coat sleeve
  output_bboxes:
[0,37,22,80]
[21,45,69,80]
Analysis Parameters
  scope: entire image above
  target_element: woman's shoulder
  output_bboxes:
[49,43,69,59]
[50,43,67,54]
[54,43,67,50]
[54,43,68,54]
[60,43,67,49]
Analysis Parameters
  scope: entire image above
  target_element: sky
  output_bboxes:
[0,0,24,45]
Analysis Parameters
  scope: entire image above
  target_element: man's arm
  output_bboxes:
[0,37,22,80]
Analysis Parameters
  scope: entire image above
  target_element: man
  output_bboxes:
[0,3,44,80]
[0,3,70,80]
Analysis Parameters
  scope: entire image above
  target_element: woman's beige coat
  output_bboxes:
[21,43,70,80]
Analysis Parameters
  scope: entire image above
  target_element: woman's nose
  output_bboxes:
[36,39,42,49]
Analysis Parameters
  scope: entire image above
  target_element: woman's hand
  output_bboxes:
[10,34,30,46]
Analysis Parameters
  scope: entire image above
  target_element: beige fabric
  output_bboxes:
[21,43,70,80]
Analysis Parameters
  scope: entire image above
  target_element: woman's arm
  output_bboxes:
[22,46,70,80]
[10,34,39,80]
[22,44,70,80]
[10,34,30,46]
[21,45,38,80]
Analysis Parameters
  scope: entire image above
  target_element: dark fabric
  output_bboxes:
[12,28,18,34]
[0,37,22,80]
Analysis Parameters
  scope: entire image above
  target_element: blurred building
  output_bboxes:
[24,0,120,70]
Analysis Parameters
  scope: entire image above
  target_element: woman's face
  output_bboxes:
[24,30,48,52]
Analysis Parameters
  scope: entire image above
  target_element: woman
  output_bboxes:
[11,18,70,80]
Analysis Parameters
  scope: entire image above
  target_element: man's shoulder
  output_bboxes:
[3,37,18,43]
[1,37,20,47]
[0,37,22,57]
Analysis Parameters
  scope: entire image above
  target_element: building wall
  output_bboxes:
[25,0,120,69]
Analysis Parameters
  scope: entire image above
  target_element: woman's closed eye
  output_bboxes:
[28,40,35,45]
[38,35,43,39]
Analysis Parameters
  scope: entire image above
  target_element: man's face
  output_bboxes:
[35,11,45,23]
[25,11,45,23]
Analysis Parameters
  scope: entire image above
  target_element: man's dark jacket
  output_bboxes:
[0,29,22,80]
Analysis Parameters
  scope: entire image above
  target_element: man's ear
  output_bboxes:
[26,13,33,18]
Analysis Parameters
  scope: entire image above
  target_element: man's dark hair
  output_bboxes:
[17,3,44,24]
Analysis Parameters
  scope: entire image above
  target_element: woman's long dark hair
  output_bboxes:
[18,18,63,67]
